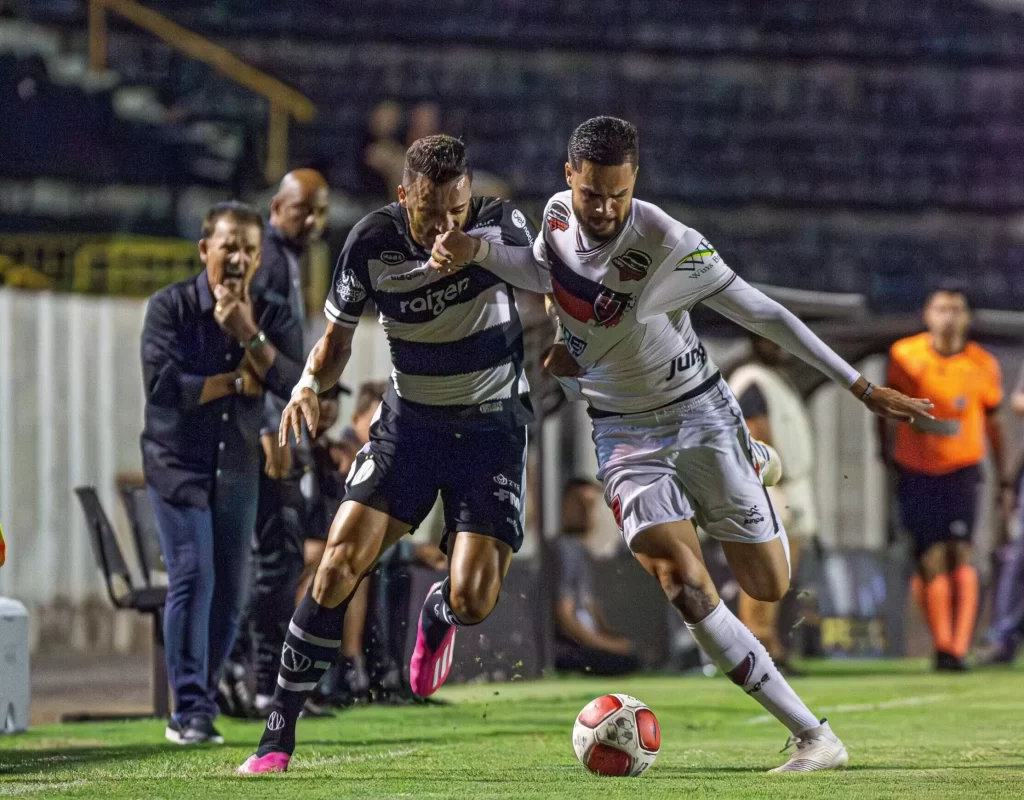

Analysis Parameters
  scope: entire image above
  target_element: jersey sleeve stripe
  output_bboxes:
[324,298,360,327]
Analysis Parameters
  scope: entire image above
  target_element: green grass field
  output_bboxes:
[2,661,1023,799]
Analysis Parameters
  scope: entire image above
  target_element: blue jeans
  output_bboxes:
[148,474,257,723]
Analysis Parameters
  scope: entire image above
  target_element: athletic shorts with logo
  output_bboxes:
[593,378,784,548]
[343,395,528,553]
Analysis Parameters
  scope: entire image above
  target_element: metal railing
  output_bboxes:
[87,0,315,183]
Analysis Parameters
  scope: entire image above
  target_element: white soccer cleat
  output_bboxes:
[751,439,783,487]
[769,719,849,773]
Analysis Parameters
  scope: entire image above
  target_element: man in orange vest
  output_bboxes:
[882,287,1010,671]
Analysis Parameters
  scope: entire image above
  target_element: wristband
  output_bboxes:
[859,382,875,400]
[292,373,320,397]
[474,238,491,263]
[248,330,267,350]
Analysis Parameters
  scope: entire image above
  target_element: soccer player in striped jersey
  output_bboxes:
[430,117,934,772]
[239,135,537,774]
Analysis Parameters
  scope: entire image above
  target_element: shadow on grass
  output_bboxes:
[0,744,183,777]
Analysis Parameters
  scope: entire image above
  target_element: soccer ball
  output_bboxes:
[572,694,660,777]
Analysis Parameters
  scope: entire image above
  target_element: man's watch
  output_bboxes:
[247,330,268,350]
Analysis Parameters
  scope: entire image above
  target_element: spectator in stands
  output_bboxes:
[554,478,639,676]
[982,363,1024,665]
[140,202,302,744]
[363,101,407,200]
[222,170,332,719]
[880,287,1010,672]
[728,335,818,670]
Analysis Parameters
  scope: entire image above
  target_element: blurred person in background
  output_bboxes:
[728,335,818,671]
[221,170,332,719]
[140,202,302,744]
[362,101,405,200]
[554,478,639,676]
[881,287,1010,672]
[980,362,1024,665]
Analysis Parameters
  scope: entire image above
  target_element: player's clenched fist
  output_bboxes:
[280,387,320,446]
[429,230,481,275]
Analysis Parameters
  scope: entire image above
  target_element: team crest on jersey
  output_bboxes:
[674,238,720,278]
[592,287,635,327]
[546,201,570,233]
[612,249,651,281]
[380,250,406,266]
[336,269,366,303]
[610,495,623,530]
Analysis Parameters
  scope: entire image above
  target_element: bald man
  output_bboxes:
[222,171,334,719]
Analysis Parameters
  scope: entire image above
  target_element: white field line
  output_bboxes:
[745,694,944,725]
[294,747,419,770]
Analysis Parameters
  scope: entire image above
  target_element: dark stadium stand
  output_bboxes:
[9,0,1024,309]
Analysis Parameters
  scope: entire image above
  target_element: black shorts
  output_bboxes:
[896,464,981,557]
[342,396,528,553]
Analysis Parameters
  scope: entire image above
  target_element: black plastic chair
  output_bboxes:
[117,485,166,587]
[71,486,169,720]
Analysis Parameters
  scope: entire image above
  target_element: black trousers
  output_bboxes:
[555,635,640,677]
[233,474,306,697]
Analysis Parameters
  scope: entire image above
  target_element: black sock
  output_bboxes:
[256,586,353,757]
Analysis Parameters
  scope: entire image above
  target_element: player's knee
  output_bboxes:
[448,583,498,625]
[315,542,365,600]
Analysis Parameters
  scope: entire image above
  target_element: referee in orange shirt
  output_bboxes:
[881,287,1010,671]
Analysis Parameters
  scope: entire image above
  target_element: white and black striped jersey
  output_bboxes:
[325,196,537,425]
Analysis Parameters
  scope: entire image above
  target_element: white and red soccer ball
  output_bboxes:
[572,694,660,777]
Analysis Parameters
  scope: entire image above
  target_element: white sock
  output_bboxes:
[686,601,818,734]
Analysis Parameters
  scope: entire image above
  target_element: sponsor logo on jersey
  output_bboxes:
[610,495,623,530]
[493,473,521,493]
[511,209,527,229]
[546,201,570,233]
[380,250,407,266]
[664,342,707,381]
[674,238,720,278]
[493,488,522,512]
[478,400,503,414]
[562,327,587,358]
[743,505,765,526]
[612,249,651,281]
[336,269,366,303]
[398,276,471,317]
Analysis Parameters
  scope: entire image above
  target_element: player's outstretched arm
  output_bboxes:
[279,322,355,446]
[429,230,552,294]
[703,277,934,423]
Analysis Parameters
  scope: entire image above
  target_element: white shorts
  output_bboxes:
[592,378,786,549]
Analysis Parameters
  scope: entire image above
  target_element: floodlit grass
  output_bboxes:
[2,661,1023,798]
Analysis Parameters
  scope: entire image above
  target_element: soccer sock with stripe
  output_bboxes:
[687,600,820,735]
[951,565,979,658]
[255,585,354,757]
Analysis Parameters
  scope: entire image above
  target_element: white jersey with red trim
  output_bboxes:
[535,190,736,414]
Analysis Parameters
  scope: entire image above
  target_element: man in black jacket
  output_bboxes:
[141,201,303,744]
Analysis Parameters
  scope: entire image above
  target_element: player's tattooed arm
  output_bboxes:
[279,323,354,445]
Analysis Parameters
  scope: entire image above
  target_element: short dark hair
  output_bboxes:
[355,380,387,416]
[201,201,264,238]
[403,134,469,185]
[568,116,639,170]
[925,281,971,309]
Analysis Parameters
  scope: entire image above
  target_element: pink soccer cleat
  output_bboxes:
[237,752,290,775]
[409,581,457,697]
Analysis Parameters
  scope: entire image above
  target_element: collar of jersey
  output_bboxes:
[574,203,635,261]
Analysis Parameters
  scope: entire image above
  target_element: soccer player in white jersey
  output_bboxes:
[429,117,934,773]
